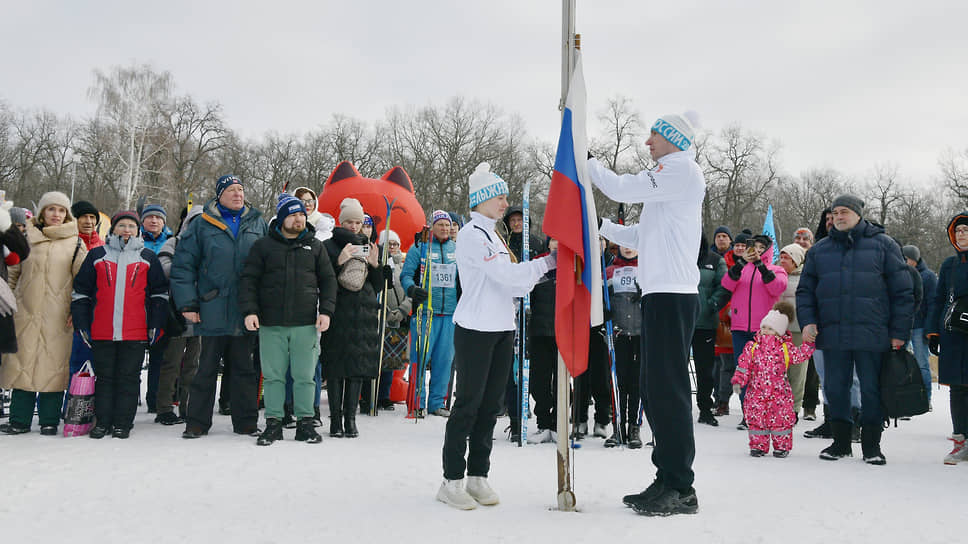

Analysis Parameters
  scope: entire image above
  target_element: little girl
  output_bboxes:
[732,301,814,457]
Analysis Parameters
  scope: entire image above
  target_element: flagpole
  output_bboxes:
[555,0,578,513]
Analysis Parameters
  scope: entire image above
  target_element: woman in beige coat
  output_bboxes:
[1,191,87,435]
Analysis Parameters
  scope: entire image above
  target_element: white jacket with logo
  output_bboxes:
[453,212,551,332]
[588,150,705,295]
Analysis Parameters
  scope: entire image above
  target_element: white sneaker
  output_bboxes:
[527,428,552,444]
[436,479,477,510]
[944,434,967,465]
[593,423,608,438]
[465,476,500,506]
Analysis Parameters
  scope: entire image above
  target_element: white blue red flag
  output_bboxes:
[542,52,602,377]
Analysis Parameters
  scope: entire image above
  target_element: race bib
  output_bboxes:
[431,262,456,288]
[612,266,638,293]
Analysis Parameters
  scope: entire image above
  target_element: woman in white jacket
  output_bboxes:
[436,163,555,510]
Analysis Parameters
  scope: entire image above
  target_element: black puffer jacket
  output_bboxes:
[528,252,556,338]
[796,219,914,352]
[1,224,30,353]
[321,227,385,379]
[238,221,337,327]
[503,206,544,262]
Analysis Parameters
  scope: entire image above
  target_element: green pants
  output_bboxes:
[9,389,65,428]
[259,325,319,419]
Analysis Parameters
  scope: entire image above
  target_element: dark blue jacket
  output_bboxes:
[796,220,914,352]
[170,199,267,336]
[925,212,968,385]
[913,260,937,330]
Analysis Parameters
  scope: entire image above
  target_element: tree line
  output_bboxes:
[2,64,966,269]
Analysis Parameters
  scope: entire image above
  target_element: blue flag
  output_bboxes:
[762,204,779,264]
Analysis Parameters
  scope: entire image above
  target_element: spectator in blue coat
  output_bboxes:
[902,244,938,404]
[171,175,268,439]
[925,213,968,465]
[401,210,458,417]
[140,203,173,412]
[796,194,914,466]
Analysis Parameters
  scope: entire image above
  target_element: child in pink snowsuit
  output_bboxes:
[732,304,814,457]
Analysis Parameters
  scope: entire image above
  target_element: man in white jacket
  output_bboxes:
[436,163,556,511]
[587,111,705,516]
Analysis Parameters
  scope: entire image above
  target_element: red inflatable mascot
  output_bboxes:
[316,161,425,252]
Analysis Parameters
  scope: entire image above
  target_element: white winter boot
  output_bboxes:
[944,434,967,465]
[436,479,478,510]
[465,476,500,506]
[593,423,609,438]
[527,428,552,444]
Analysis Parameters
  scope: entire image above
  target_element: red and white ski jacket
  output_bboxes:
[71,234,169,342]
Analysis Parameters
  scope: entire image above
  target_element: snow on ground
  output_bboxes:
[1,381,962,544]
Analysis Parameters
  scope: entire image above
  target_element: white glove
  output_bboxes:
[732,384,742,396]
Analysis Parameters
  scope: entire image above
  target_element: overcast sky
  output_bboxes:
[2,1,965,184]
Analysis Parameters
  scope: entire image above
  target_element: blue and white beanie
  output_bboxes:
[276,193,306,223]
[650,110,701,151]
[468,162,509,208]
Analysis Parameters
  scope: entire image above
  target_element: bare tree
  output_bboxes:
[89,63,173,208]
[160,96,228,209]
[940,147,968,207]
[864,163,903,227]
[700,124,781,230]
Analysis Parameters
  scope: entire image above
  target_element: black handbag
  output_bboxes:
[943,289,968,334]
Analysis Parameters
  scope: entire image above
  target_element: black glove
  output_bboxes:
[382,265,393,288]
[756,261,776,283]
[407,285,428,306]
[928,335,940,356]
[728,262,745,281]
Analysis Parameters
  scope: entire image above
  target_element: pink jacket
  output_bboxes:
[732,332,815,390]
[720,248,788,332]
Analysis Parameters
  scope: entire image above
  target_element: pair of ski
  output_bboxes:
[406,226,434,420]
[515,182,532,446]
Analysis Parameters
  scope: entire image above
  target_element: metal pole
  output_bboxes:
[555,0,578,513]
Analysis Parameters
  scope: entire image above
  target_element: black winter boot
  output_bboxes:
[342,379,362,438]
[282,403,296,429]
[257,418,284,446]
[604,424,624,448]
[819,420,853,460]
[327,379,344,437]
[313,406,323,427]
[804,404,832,438]
[627,425,643,449]
[295,417,322,444]
[861,425,886,465]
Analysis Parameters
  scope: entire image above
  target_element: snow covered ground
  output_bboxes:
[1,381,961,544]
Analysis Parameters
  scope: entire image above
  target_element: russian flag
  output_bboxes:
[542,52,603,377]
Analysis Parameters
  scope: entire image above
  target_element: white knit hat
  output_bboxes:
[468,162,509,208]
[760,310,789,335]
[35,191,74,221]
[650,110,701,151]
[378,229,400,246]
[338,197,365,224]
